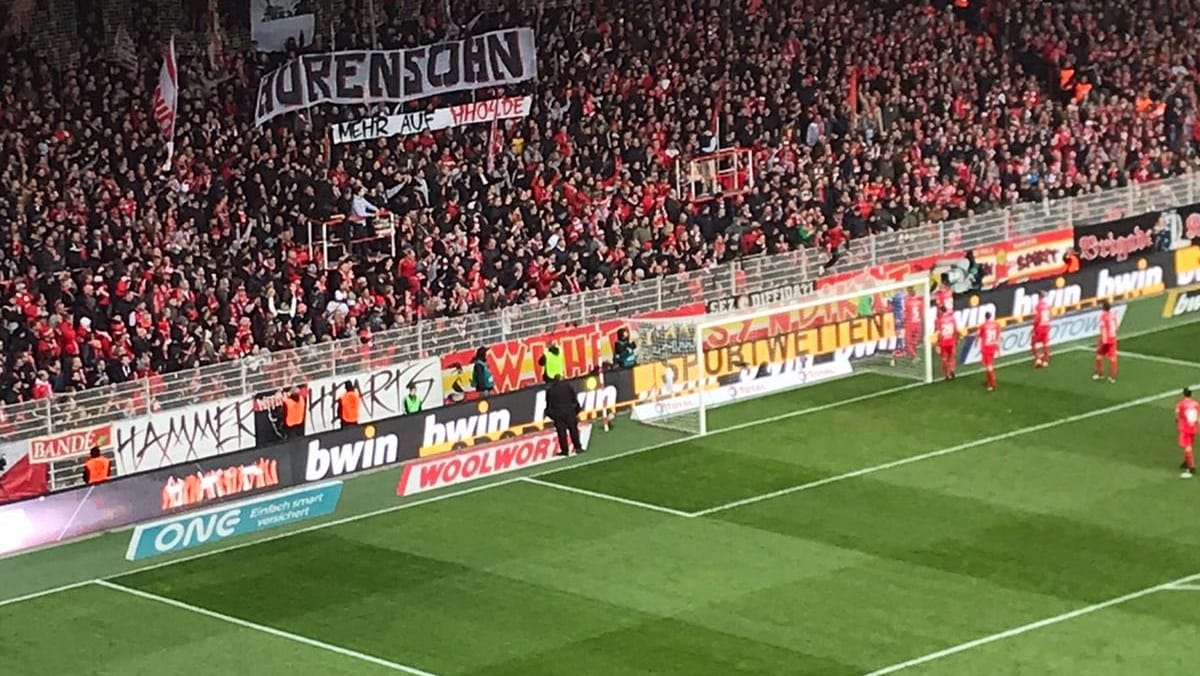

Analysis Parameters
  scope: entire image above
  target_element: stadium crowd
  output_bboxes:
[1,0,1198,405]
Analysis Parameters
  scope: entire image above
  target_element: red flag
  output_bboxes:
[152,37,179,166]
[487,117,500,174]
[847,67,860,119]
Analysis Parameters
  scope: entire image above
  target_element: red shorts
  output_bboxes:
[939,342,956,359]
[981,347,998,367]
[1033,326,1050,344]
[1096,342,1117,358]
[1181,431,1196,450]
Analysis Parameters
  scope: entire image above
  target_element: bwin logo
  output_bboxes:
[305,426,400,480]
[534,385,618,421]
[422,401,512,449]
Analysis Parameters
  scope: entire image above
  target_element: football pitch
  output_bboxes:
[3,299,1200,675]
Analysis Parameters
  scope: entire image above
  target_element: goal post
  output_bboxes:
[626,275,934,436]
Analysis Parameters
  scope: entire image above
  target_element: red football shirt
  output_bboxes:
[1177,398,1200,434]
[979,319,1000,351]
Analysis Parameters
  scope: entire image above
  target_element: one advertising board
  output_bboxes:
[126,481,343,561]
[255,28,538,126]
[958,305,1129,365]
[0,439,305,556]
[395,426,592,496]
[331,95,533,145]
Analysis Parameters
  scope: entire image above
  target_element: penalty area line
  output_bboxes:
[862,572,1200,675]
[521,477,695,517]
[93,580,440,675]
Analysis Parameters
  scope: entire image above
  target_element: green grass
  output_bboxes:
[2,295,1200,675]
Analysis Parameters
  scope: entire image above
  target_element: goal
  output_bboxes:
[626,275,934,436]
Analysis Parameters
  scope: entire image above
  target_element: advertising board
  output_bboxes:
[629,357,853,423]
[958,305,1129,365]
[950,252,1174,334]
[395,426,593,496]
[126,481,343,561]
[1162,285,1200,318]
[631,311,898,400]
[0,440,303,556]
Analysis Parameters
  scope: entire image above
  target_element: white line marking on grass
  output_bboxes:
[1119,351,1200,370]
[521,477,696,517]
[0,580,95,609]
[862,572,1200,675]
[93,580,440,675]
[691,386,1190,517]
[1164,583,1200,592]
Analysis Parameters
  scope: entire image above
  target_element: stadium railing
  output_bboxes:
[4,172,1198,442]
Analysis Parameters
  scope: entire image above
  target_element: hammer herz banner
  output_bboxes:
[255,27,537,126]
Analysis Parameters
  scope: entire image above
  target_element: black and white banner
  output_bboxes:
[113,395,258,477]
[251,0,315,53]
[255,27,537,126]
[330,95,532,145]
[301,358,443,435]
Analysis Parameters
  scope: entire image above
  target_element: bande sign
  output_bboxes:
[255,28,538,126]
[331,95,533,145]
[29,425,113,464]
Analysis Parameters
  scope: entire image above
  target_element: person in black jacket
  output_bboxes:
[544,375,584,456]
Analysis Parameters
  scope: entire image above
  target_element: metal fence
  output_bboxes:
[4,172,1198,443]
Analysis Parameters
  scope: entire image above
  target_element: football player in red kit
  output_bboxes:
[1031,294,1052,368]
[978,313,1001,391]
[935,307,958,380]
[1093,300,1118,382]
[1177,389,1199,479]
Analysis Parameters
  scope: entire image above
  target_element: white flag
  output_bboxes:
[152,37,179,167]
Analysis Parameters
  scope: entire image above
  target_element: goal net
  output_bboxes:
[626,275,933,436]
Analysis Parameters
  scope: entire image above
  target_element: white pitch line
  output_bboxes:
[1118,351,1200,370]
[93,580,439,675]
[0,579,95,609]
[521,477,695,517]
[862,572,1200,675]
[691,385,1188,517]
[1164,583,1200,592]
